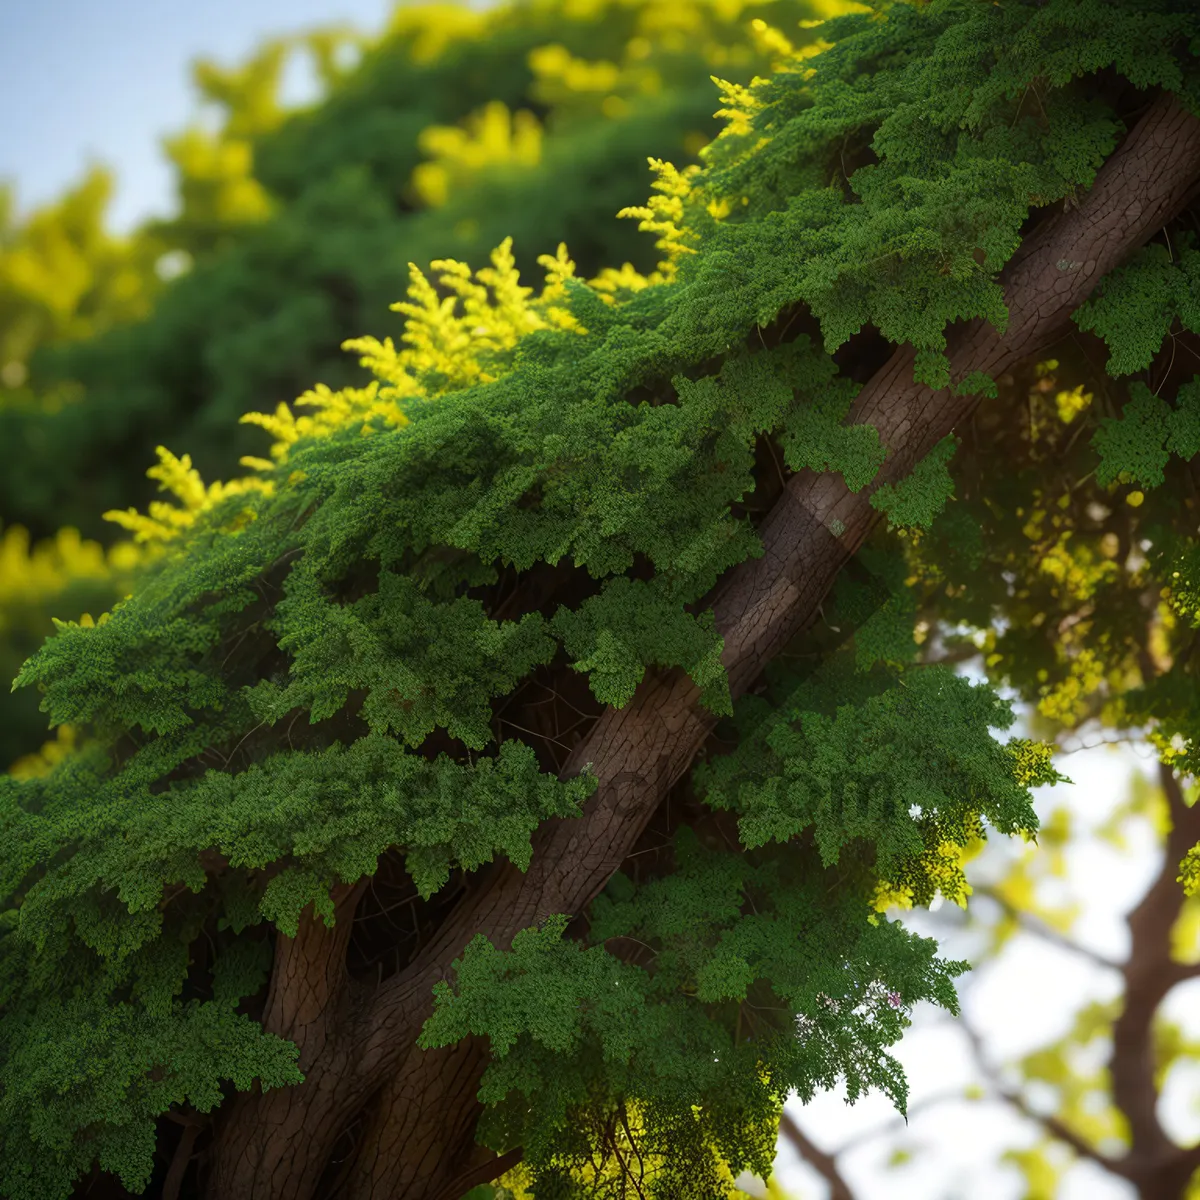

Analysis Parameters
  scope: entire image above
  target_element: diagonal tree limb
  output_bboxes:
[430,1147,525,1200]
[339,88,1200,1199]
[778,1110,859,1200]
[971,883,1124,973]
[161,1110,205,1200]
[359,81,1200,1096]
[202,90,1200,1199]
[959,1016,1128,1177]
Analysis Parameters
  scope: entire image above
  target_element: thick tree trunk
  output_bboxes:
[202,92,1200,1198]
[203,879,373,1196]
[338,1039,513,1200]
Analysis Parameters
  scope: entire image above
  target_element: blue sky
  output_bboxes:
[0,0,471,233]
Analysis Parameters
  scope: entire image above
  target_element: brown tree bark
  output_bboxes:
[1107,749,1200,1197]
[959,755,1200,1197]
[201,91,1200,1199]
[202,879,371,1196]
[338,1039,505,1199]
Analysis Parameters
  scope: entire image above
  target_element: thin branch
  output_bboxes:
[829,1086,984,1156]
[161,1112,205,1200]
[1055,729,1144,755]
[429,1148,523,1200]
[959,1017,1128,1178]
[778,1111,858,1200]
[998,1085,1127,1174]
[972,883,1124,972]
[1104,745,1200,1168]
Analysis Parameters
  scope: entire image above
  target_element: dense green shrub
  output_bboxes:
[2,1,1199,1197]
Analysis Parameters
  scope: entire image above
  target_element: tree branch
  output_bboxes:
[338,86,1200,1198]
[972,883,1124,972]
[358,82,1200,1101]
[430,1147,524,1200]
[202,89,1200,1199]
[827,1081,1000,1157]
[341,1038,497,1199]
[778,1111,857,1200]
[1106,752,1200,1178]
[959,1017,1128,1178]
[161,1112,204,1200]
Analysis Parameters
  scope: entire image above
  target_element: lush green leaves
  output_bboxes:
[0,987,301,1200]
[694,656,1047,885]
[552,577,730,712]
[5,0,1194,1191]
[421,829,967,1197]
[1074,235,1200,376]
[870,435,959,533]
[1090,377,1200,489]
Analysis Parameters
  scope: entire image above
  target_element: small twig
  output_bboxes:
[494,716,575,751]
[960,1017,1124,1175]
[972,884,1123,972]
[217,719,269,768]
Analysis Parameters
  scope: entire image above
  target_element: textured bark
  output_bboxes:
[339,1039,502,1199]
[201,91,1200,1198]
[203,879,371,1197]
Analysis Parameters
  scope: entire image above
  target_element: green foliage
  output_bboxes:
[778,379,885,491]
[420,829,966,1197]
[692,653,1052,891]
[245,566,560,747]
[2,731,594,963]
[4,0,1197,1193]
[0,523,139,773]
[0,989,302,1200]
[0,168,164,393]
[552,577,731,713]
[1073,234,1200,376]
[1089,377,1200,490]
[869,435,959,534]
[692,0,1199,365]
[828,545,920,670]
[0,0,830,543]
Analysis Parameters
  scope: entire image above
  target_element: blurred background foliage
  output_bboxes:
[0,0,834,543]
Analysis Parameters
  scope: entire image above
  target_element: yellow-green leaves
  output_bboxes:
[411,102,544,208]
[103,446,273,547]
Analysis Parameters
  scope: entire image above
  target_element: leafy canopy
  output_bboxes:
[2,0,1198,1195]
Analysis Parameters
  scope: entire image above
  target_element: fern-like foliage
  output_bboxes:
[2,0,1195,1193]
[1089,378,1200,491]
[1074,234,1200,377]
[419,831,967,1199]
